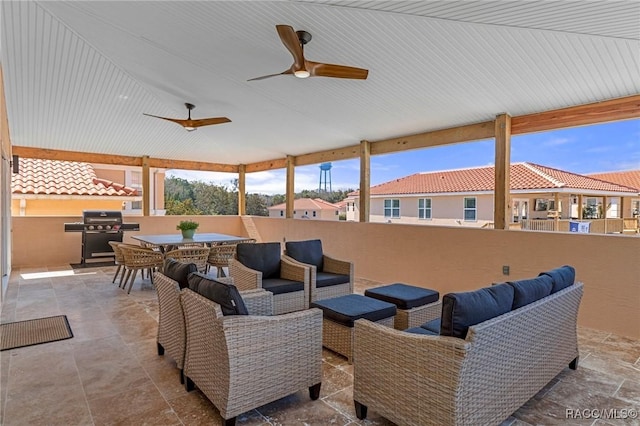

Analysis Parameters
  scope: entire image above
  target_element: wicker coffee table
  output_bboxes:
[364,283,441,330]
[310,294,396,362]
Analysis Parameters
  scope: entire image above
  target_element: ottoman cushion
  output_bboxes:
[365,283,440,309]
[311,294,396,327]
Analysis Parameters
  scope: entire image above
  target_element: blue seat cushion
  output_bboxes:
[163,258,197,289]
[405,326,438,336]
[539,265,575,293]
[365,283,440,309]
[187,273,248,316]
[285,239,324,270]
[261,278,305,295]
[311,294,396,327]
[236,242,281,279]
[316,272,350,288]
[441,283,514,339]
[508,275,553,309]
[421,318,441,334]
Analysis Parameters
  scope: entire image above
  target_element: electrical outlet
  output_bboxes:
[502,265,510,275]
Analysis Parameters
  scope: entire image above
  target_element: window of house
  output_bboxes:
[632,199,640,217]
[313,211,317,217]
[584,198,600,219]
[463,197,476,221]
[384,199,400,218]
[418,198,432,219]
[129,171,143,210]
[335,210,339,215]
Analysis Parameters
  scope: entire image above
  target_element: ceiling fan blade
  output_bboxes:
[142,113,186,126]
[307,61,369,80]
[247,69,293,81]
[276,25,304,69]
[188,117,232,127]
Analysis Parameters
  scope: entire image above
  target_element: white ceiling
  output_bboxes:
[1,1,639,166]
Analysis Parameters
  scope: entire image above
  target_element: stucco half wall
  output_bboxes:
[9,215,640,339]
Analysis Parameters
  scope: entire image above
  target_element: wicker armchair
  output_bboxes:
[206,239,255,278]
[284,239,354,303]
[164,247,210,273]
[154,271,273,384]
[229,242,310,315]
[118,245,164,294]
[181,288,323,426]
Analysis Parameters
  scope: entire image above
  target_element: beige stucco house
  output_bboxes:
[268,198,340,220]
[11,158,165,216]
[345,163,638,228]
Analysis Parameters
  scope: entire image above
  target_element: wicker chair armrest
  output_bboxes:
[240,289,274,316]
[228,259,262,291]
[280,256,309,282]
[322,255,352,276]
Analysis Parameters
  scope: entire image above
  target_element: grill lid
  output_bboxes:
[82,210,123,224]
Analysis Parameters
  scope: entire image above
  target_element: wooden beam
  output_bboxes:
[12,146,142,166]
[245,158,287,173]
[371,121,495,155]
[238,164,246,216]
[11,146,238,172]
[359,140,371,223]
[285,155,295,219]
[296,145,361,166]
[511,94,640,135]
[142,155,150,216]
[493,114,511,230]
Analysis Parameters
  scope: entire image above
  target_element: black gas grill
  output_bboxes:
[64,210,140,265]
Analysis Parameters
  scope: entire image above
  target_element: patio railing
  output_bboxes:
[520,218,639,234]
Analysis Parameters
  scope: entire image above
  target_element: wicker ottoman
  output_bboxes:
[365,283,441,330]
[310,294,396,362]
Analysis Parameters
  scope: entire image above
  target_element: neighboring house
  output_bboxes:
[268,198,341,220]
[10,158,165,216]
[587,170,640,218]
[345,162,638,227]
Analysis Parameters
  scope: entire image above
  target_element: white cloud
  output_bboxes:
[542,137,573,147]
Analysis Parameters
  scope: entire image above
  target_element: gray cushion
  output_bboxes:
[441,283,514,339]
[285,239,324,270]
[261,278,305,295]
[508,275,553,309]
[163,258,197,289]
[365,283,439,309]
[236,242,281,279]
[539,265,575,293]
[316,272,350,288]
[187,273,248,316]
[311,294,396,327]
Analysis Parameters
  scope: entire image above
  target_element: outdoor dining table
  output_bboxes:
[131,233,252,253]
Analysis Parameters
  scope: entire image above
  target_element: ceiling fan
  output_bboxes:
[143,103,231,132]
[248,25,369,81]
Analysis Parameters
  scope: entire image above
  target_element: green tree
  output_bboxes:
[246,193,268,216]
[165,198,202,215]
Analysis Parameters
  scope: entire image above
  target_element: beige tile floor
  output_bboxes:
[1,265,639,425]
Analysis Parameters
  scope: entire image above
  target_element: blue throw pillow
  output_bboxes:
[440,283,514,339]
[508,275,553,309]
[539,265,575,293]
[236,242,281,279]
[163,258,197,289]
[187,273,248,316]
[285,239,324,270]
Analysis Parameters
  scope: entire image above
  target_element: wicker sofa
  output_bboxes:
[353,266,583,425]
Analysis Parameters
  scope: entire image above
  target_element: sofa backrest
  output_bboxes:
[163,258,198,289]
[508,275,553,309]
[285,239,324,271]
[538,265,575,293]
[236,242,282,279]
[187,272,249,316]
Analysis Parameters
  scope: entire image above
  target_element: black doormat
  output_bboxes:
[70,261,115,269]
[1,315,74,351]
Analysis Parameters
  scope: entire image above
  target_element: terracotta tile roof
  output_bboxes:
[11,158,138,196]
[350,162,637,196]
[268,198,340,211]
[587,170,640,192]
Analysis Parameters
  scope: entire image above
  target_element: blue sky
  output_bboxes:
[167,119,640,195]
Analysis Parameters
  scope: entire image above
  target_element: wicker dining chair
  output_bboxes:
[206,239,255,278]
[108,241,126,285]
[164,247,210,273]
[119,245,164,294]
